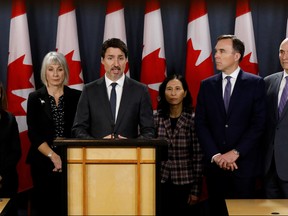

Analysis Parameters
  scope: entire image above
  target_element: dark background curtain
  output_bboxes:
[0,0,287,89]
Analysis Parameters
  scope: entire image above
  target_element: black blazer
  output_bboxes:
[26,86,81,164]
[0,110,21,197]
[72,76,155,139]
[195,70,266,177]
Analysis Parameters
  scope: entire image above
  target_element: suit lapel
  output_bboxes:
[277,73,288,121]
[271,74,281,120]
[38,87,53,121]
[116,77,129,128]
[226,71,242,115]
[172,114,186,138]
[214,74,226,116]
[98,78,115,124]
[226,70,249,116]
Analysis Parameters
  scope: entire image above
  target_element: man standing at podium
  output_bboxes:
[72,38,155,139]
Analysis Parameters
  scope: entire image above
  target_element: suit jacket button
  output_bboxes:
[225,124,229,128]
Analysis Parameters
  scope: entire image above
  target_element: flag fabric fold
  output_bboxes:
[235,0,258,75]
[7,0,35,193]
[56,0,83,90]
[185,0,214,107]
[140,0,166,110]
[100,0,130,77]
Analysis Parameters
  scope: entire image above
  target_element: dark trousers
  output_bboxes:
[265,159,288,198]
[206,168,257,216]
[30,162,66,216]
[159,179,200,216]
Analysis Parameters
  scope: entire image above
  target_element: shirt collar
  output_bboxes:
[105,74,125,88]
[222,66,240,80]
[283,71,288,80]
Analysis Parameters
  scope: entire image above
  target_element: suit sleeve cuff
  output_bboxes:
[211,153,221,163]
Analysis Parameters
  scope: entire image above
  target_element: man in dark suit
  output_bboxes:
[72,38,155,139]
[264,38,288,198]
[195,35,266,216]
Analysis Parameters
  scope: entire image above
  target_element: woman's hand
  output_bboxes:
[49,152,62,172]
[187,194,199,205]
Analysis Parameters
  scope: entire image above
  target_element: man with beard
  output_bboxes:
[72,38,155,139]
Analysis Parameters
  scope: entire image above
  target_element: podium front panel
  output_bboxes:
[67,146,156,215]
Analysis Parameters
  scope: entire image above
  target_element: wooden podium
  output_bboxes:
[54,139,167,216]
[0,198,10,216]
[226,199,288,215]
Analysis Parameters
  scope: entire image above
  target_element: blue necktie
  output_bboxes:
[224,76,232,112]
[279,76,288,117]
[110,83,117,122]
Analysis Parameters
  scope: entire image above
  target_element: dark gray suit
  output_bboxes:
[72,76,155,139]
[264,71,288,197]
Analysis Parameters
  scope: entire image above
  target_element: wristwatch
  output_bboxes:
[48,151,53,158]
[232,149,240,156]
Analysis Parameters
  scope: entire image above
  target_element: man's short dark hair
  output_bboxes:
[217,34,245,62]
[101,38,128,58]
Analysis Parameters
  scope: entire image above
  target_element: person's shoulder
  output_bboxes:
[125,76,144,85]
[202,73,219,82]
[28,86,46,98]
[153,111,165,124]
[264,71,282,81]
[199,73,220,87]
[0,110,16,122]
[153,111,160,118]
[241,70,263,80]
[182,109,194,118]
[84,77,105,89]
[64,85,82,95]
[64,86,82,102]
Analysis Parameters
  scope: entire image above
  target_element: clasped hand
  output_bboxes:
[214,150,239,171]
[103,134,127,139]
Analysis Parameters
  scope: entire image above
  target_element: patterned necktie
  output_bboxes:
[223,76,232,112]
[279,76,288,117]
[110,83,117,122]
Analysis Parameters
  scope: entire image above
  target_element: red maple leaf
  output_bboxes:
[65,50,83,85]
[141,48,166,84]
[141,48,166,109]
[7,55,33,115]
[148,88,160,110]
[239,52,258,75]
[185,39,214,107]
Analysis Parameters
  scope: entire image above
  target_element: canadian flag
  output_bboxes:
[140,0,166,110]
[7,0,34,192]
[235,0,258,75]
[100,0,130,77]
[56,0,83,90]
[185,0,214,107]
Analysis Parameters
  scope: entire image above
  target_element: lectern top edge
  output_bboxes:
[53,138,168,147]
